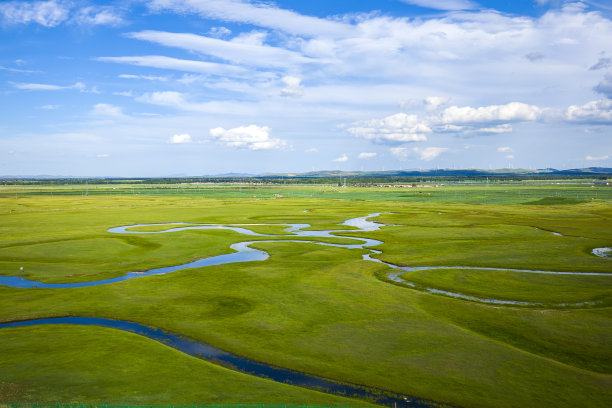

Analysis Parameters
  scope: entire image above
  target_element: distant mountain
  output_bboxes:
[1,167,610,181]
[203,172,257,177]
[267,167,612,178]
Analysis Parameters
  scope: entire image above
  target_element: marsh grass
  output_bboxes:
[0,184,610,407]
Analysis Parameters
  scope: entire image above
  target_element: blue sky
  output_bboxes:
[1,0,611,176]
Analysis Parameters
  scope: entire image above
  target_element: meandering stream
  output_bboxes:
[1,213,608,306]
[1,213,610,407]
[0,316,438,408]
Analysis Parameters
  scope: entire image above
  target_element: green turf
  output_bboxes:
[0,325,377,406]
[0,183,610,408]
[394,268,612,307]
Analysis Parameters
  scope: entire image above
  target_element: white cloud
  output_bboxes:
[208,26,231,37]
[586,155,609,161]
[91,103,124,118]
[0,0,69,27]
[505,154,515,159]
[305,148,318,153]
[0,1,122,27]
[473,124,513,134]
[97,55,249,77]
[280,76,304,98]
[96,154,110,158]
[350,102,541,142]
[497,146,513,152]
[0,65,40,73]
[398,0,477,10]
[147,0,353,37]
[390,147,410,159]
[440,102,542,124]
[127,30,316,68]
[414,147,448,161]
[565,99,612,123]
[136,91,246,114]
[40,104,60,110]
[358,152,377,159]
[12,81,85,91]
[113,90,134,97]
[333,153,349,162]
[72,6,122,26]
[170,133,192,144]
[440,124,464,132]
[424,96,450,111]
[391,146,448,161]
[348,113,430,143]
[209,125,285,150]
[119,74,169,81]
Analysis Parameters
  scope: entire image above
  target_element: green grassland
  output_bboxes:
[0,182,611,408]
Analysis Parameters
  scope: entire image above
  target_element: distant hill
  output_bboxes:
[263,167,612,178]
[1,167,610,182]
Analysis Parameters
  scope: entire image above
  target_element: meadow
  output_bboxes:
[0,180,610,408]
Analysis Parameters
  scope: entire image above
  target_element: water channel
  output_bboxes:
[1,214,610,407]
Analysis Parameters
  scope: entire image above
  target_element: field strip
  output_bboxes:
[0,316,445,408]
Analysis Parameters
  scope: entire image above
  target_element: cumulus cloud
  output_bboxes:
[280,76,304,98]
[439,102,542,124]
[348,113,430,143]
[594,74,612,99]
[350,101,546,142]
[169,133,192,144]
[586,155,609,160]
[358,152,377,159]
[497,146,513,152]
[209,125,286,150]
[333,153,349,162]
[41,104,60,110]
[565,99,612,123]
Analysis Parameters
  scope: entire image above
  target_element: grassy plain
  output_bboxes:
[0,181,611,407]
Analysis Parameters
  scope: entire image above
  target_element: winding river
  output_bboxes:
[0,213,608,305]
[0,316,437,408]
[1,213,610,407]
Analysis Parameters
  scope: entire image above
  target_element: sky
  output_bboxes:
[1,0,612,176]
